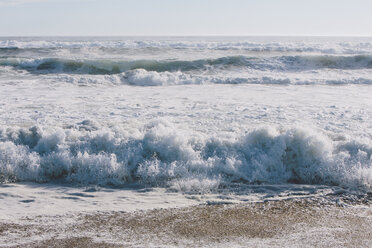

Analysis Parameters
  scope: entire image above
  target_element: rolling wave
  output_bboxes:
[1,55,372,76]
[0,56,249,74]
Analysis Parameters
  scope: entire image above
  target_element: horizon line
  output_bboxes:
[1,34,372,38]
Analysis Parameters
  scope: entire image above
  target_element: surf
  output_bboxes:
[0,121,371,192]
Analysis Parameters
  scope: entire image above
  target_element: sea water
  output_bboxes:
[0,36,371,194]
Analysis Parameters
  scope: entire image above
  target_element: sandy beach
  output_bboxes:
[1,194,371,248]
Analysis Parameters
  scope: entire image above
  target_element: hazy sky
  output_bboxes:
[1,0,372,36]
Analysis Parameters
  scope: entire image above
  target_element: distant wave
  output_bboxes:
[0,121,371,192]
[0,56,250,74]
[2,39,372,54]
[1,55,372,76]
[279,55,372,70]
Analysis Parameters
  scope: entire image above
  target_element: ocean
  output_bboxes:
[0,36,371,211]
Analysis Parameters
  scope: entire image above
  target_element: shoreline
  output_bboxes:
[1,197,371,247]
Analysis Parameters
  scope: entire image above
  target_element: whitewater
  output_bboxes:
[0,37,372,230]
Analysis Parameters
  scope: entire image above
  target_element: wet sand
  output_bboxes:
[1,197,371,248]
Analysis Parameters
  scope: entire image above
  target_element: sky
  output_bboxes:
[0,0,372,36]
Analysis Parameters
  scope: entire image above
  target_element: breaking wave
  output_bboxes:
[2,55,372,76]
[0,56,250,74]
[0,121,371,192]
[49,69,372,86]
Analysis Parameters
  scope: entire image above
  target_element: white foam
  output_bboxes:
[0,120,371,192]
[2,37,372,54]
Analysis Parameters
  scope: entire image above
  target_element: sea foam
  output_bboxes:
[1,121,371,192]
[2,38,372,54]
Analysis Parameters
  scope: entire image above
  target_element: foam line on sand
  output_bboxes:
[1,197,371,248]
